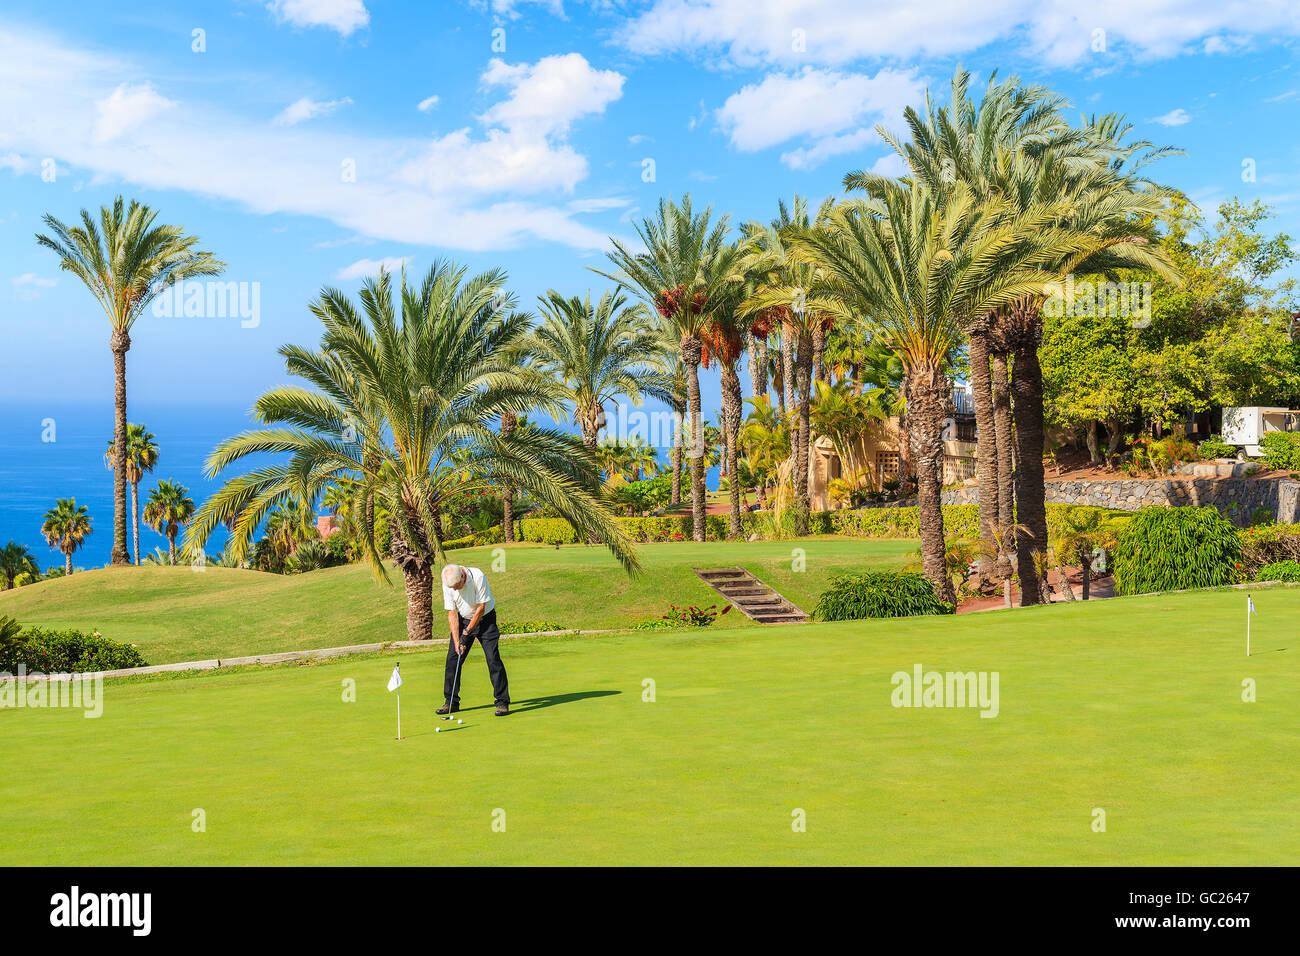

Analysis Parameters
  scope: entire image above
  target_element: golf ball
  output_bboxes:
[457,719,463,724]
[435,727,441,733]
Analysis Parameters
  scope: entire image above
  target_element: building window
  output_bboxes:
[876,450,899,481]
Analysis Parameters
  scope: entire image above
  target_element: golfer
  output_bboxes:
[438,564,510,717]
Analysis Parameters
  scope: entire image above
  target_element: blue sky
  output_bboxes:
[2,0,1299,424]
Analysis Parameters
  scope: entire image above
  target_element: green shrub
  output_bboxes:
[1258,431,1300,470]
[442,534,477,551]
[1241,523,1300,575]
[1197,435,1238,460]
[1255,560,1300,583]
[498,621,564,635]
[0,625,148,673]
[1112,506,1244,595]
[813,571,954,620]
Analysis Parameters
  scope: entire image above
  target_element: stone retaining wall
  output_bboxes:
[932,477,1300,524]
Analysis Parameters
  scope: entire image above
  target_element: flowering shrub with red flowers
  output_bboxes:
[661,603,731,627]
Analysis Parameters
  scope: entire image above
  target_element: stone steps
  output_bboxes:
[694,567,809,625]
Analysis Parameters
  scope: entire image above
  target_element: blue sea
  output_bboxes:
[0,403,260,569]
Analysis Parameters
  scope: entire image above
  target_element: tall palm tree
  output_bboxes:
[36,197,223,565]
[41,498,92,575]
[143,479,195,565]
[186,263,638,642]
[264,497,319,559]
[793,181,1082,603]
[737,196,838,533]
[854,69,1180,602]
[530,288,673,449]
[105,423,158,565]
[593,196,744,542]
[699,271,750,537]
[0,541,40,589]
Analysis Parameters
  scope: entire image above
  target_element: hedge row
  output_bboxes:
[0,626,148,674]
[510,503,1126,545]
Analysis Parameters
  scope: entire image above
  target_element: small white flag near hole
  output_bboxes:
[388,664,403,739]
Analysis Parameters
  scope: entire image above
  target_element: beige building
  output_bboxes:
[808,389,978,510]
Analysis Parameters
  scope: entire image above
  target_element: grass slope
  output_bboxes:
[1,586,1293,865]
[0,538,916,664]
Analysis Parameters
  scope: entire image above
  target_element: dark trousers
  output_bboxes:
[444,609,509,706]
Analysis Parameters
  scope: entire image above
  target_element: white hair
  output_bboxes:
[441,564,465,588]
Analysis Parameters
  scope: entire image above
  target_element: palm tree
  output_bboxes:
[854,69,1180,603]
[530,288,672,449]
[793,180,1081,603]
[36,197,223,565]
[186,263,638,642]
[41,498,92,575]
[626,436,661,481]
[143,479,195,565]
[105,423,158,565]
[593,196,744,542]
[699,272,750,536]
[810,380,888,495]
[0,541,40,589]
[1054,506,1119,601]
[264,497,319,559]
[742,395,790,509]
[737,196,838,534]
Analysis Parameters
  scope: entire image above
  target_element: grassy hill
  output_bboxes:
[2,585,1294,865]
[0,538,918,664]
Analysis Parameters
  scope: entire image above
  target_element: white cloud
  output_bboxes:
[12,273,56,300]
[1151,108,1191,126]
[0,27,623,252]
[397,53,625,198]
[268,0,369,37]
[93,83,175,144]
[478,54,624,135]
[567,197,632,213]
[717,67,925,169]
[274,96,353,127]
[417,95,440,112]
[619,0,1300,68]
[334,256,411,280]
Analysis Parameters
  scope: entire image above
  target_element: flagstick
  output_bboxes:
[1246,605,1251,659]
[397,690,402,740]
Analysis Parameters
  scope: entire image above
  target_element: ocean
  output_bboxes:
[0,402,259,569]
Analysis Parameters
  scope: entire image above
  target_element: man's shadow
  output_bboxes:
[463,690,621,715]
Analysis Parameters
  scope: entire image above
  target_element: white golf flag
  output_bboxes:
[387,664,402,692]
[1248,596,1257,615]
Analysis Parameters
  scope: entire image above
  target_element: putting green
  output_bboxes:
[2,586,1294,865]
[0,538,917,663]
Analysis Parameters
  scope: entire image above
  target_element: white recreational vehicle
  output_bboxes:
[1220,406,1300,457]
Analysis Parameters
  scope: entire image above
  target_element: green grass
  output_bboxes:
[1,586,1294,865]
[0,538,917,664]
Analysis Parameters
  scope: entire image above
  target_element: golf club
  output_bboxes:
[442,638,466,720]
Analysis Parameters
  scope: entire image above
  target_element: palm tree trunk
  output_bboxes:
[109,331,131,566]
[65,552,73,575]
[1079,547,1092,600]
[404,565,433,642]
[501,412,516,542]
[969,330,998,590]
[991,349,1015,595]
[773,345,787,415]
[390,507,434,641]
[812,321,826,384]
[722,362,744,538]
[167,532,177,566]
[793,330,813,535]
[671,396,684,506]
[909,365,956,605]
[131,480,141,566]
[782,329,797,440]
[1011,339,1049,606]
[747,331,768,399]
[681,336,706,542]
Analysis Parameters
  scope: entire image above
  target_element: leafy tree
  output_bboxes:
[37,198,222,565]
[143,479,195,565]
[0,541,40,590]
[41,498,92,575]
[188,264,638,642]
